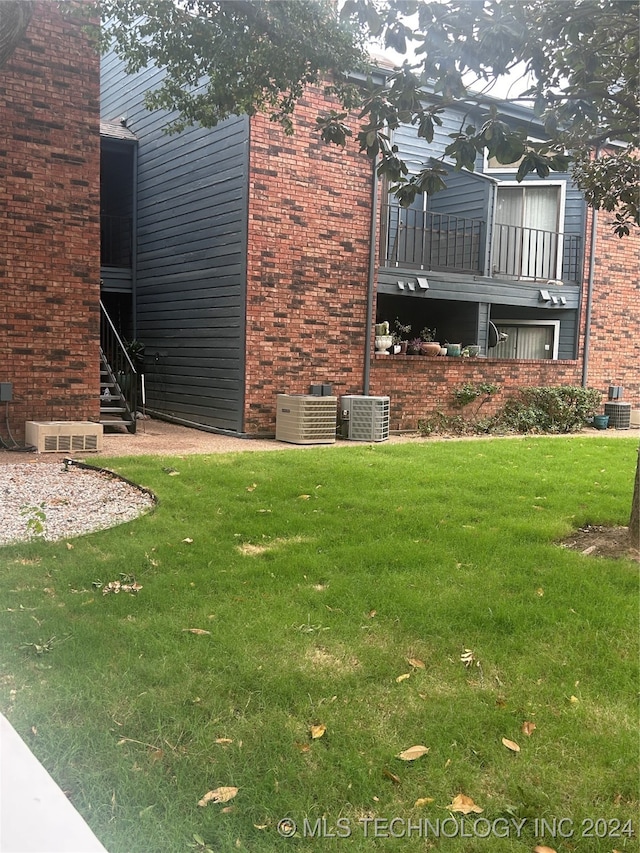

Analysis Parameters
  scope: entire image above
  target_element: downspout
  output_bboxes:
[363,156,379,396]
[131,141,138,339]
[581,198,598,387]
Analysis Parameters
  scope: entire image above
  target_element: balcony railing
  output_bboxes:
[101,214,132,267]
[382,205,485,274]
[492,222,582,282]
[381,204,582,283]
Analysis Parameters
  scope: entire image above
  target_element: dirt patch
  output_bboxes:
[237,535,309,556]
[558,525,639,562]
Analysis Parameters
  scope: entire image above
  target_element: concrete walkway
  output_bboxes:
[0,713,108,853]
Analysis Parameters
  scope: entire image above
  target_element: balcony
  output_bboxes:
[381,204,582,283]
[382,205,486,275]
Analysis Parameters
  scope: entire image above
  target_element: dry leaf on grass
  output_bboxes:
[198,787,238,807]
[501,737,520,753]
[182,628,211,635]
[447,793,483,814]
[215,738,233,745]
[396,673,411,683]
[382,769,401,784]
[414,797,434,807]
[310,724,326,739]
[534,846,557,853]
[298,494,311,500]
[522,721,537,736]
[246,483,258,492]
[182,537,193,544]
[407,658,425,669]
[397,745,429,761]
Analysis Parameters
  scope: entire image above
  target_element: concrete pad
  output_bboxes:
[0,713,108,852]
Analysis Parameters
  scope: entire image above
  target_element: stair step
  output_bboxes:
[100,406,128,414]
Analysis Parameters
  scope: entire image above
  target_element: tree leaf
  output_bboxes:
[215,738,233,745]
[502,737,520,753]
[396,673,411,683]
[198,786,238,807]
[182,628,211,635]
[414,797,434,807]
[310,724,326,739]
[534,847,557,853]
[407,657,425,669]
[397,745,429,761]
[382,768,401,784]
[447,793,483,814]
[522,721,537,736]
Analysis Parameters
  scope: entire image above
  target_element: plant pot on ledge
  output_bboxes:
[421,342,442,357]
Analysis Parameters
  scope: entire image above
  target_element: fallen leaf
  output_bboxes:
[66,542,73,550]
[149,748,164,763]
[382,769,401,784]
[407,658,425,669]
[367,609,377,618]
[182,537,194,544]
[536,587,544,596]
[221,806,235,813]
[396,673,411,683]
[501,737,520,753]
[215,738,233,745]
[448,793,483,814]
[182,628,211,635]
[522,721,537,736]
[414,797,434,807]
[569,695,579,704]
[198,786,238,807]
[534,846,557,853]
[310,724,326,739]
[30,726,37,736]
[397,745,429,761]
[246,484,258,492]
[298,494,311,500]
[254,824,268,831]
[295,742,310,753]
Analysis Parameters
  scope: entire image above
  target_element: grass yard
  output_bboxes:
[0,436,638,853]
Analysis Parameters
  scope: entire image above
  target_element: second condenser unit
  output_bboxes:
[340,395,390,442]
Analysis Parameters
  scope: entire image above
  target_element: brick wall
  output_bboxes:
[580,207,640,405]
[244,88,374,434]
[370,355,582,431]
[0,3,100,444]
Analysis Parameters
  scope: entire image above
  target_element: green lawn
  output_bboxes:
[0,436,638,853]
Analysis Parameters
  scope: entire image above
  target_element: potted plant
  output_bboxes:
[374,321,393,354]
[392,319,411,354]
[462,344,481,358]
[407,337,423,355]
[420,327,441,357]
[445,341,462,357]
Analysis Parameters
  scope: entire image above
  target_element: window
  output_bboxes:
[492,183,565,280]
[492,320,560,360]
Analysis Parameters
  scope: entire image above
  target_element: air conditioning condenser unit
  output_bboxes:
[25,421,103,453]
[275,395,337,444]
[340,395,390,442]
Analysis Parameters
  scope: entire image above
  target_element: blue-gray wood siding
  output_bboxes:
[101,52,249,433]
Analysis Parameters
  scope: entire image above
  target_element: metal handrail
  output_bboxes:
[100,301,137,427]
[381,204,485,274]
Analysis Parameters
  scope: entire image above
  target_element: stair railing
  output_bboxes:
[100,301,138,426]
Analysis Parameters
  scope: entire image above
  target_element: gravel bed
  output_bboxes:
[0,461,155,547]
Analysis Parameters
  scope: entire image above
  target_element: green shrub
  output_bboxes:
[498,385,601,433]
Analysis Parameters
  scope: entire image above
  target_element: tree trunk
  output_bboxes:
[0,2,33,70]
[630,451,640,549]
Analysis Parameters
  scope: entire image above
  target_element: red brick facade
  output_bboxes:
[580,207,640,405]
[0,3,100,443]
[243,88,638,435]
[244,89,375,434]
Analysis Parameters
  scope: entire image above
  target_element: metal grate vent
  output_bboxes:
[25,422,103,453]
[341,396,390,442]
[275,395,337,444]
